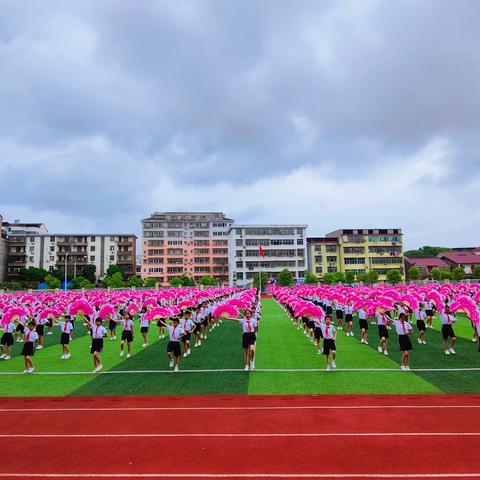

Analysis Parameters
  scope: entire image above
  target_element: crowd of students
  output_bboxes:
[0,289,261,374]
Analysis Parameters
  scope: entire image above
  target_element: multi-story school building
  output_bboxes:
[228,224,308,288]
[141,212,233,286]
[307,228,405,281]
[1,217,137,282]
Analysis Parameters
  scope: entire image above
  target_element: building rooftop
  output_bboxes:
[307,237,339,243]
[405,257,449,268]
[437,251,480,264]
[9,233,137,238]
[326,228,403,237]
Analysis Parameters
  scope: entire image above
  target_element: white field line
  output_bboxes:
[0,432,479,438]
[0,367,480,375]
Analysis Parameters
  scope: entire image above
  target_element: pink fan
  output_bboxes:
[212,304,239,319]
[97,304,117,320]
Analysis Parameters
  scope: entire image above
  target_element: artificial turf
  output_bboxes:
[0,298,479,397]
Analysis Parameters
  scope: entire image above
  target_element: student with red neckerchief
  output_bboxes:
[156,317,186,372]
[376,309,392,356]
[320,315,337,372]
[393,313,413,371]
[224,309,258,371]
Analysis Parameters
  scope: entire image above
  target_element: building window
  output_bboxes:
[236,239,243,247]
[49,256,54,261]
[315,267,323,274]
[327,256,337,262]
[314,256,322,263]
[327,266,337,273]
[50,246,54,252]
[297,239,304,245]
[110,246,115,252]
[236,261,243,268]
[91,236,96,242]
[110,255,115,261]
[90,256,95,261]
[29,246,34,253]
[50,237,55,242]
[90,246,95,251]
[298,260,305,267]
[344,257,366,264]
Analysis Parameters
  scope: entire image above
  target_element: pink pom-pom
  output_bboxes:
[68,300,94,316]
[212,304,239,319]
[450,296,480,326]
[1,307,28,326]
[97,304,117,320]
[127,304,140,314]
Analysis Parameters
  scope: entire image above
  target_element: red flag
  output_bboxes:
[259,245,265,257]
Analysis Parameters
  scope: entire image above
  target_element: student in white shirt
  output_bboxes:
[193,306,203,347]
[106,312,118,341]
[335,303,344,331]
[320,315,337,372]
[439,306,457,355]
[57,316,74,359]
[225,309,258,371]
[393,313,413,371]
[156,317,186,372]
[21,322,39,374]
[424,300,435,329]
[119,313,134,358]
[139,313,150,348]
[89,317,108,373]
[0,319,15,360]
[180,311,195,357]
[34,315,47,350]
[312,315,324,354]
[376,310,391,356]
[344,303,354,337]
[414,305,427,345]
[357,307,369,344]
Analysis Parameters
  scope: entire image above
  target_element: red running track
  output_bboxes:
[1,394,480,479]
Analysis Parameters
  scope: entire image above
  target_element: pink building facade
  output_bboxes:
[141,212,233,286]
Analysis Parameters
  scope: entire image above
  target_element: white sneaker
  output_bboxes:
[0,354,5,359]
[250,362,255,370]
[35,345,43,350]
[383,350,388,356]
[244,365,249,371]
[61,354,66,360]
[317,350,322,355]
[22,369,28,374]
[187,349,191,355]
[422,340,427,345]
[92,368,98,373]
[198,341,202,346]
[377,346,383,353]
[449,348,456,355]
[110,337,114,341]
[47,331,53,335]
[401,365,406,371]
[194,343,198,348]
[4,356,10,360]
[158,335,162,339]
[204,335,208,340]
[142,343,147,348]
[96,364,103,372]
[405,366,411,371]
[120,351,124,357]
[326,365,331,372]
[364,340,369,345]
[200,334,204,339]
[174,365,179,372]
[169,359,174,368]
[331,361,336,369]
[418,338,422,344]
[445,350,450,355]
[183,353,187,358]
[27,367,34,373]
[126,354,131,359]
[472,338,478,342]
[65,354,71,359]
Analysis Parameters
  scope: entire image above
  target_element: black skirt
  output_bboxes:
[22,342,35,356]
[398,334,412,351]
[442,324,455,340]
[323,338,336,355]
[336,310,344,320]
[359,319,368,331]
[416,320,426,332]
[36,324,44,336]
[345,314,353,322]
[314,327,323,340]
[121,330,133,342]
[242,332,256,348]
[167,340,181,357]
[378,325,389,339]
[91,338,104,354]
[109,320,117,331]
[1,333,14,346]
[60,333,70,345]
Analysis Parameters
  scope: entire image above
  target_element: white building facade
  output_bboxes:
[228,224,308,288]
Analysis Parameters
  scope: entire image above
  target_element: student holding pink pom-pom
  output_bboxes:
[439,306,457,355]
[224,309,258,371]
[320,315,337,372]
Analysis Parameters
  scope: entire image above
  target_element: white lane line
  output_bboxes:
[0,367,479,375]
[0,432,478,438]
[0,473,479,478]
[1,405,479,413]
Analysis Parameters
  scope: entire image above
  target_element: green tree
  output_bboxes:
[332,271,346,284]
[143,277,157,288]
[344,271,355,284]
[44,274,61,289]
[252,272,269,291]
[50,268,71,281]
[69,275,94,290]
[356,273,368,283]
[452,266,465,281]
[200,275,217,286]
[19,267,48,283]
[472,266,480,279]
[278,269,294,286]
[366,270,379,284]
[431,268,442,281]
[104,271,125,288]
[404,246,452,258]
[169,277,183,287]
[322,273,334,285]
[439,268,453,280]
[304,272,318,285]
[127,276,143,287]
[386,269,402,284]
[408,266,421,280]
[82,264,97,283]
[106,265,123,278]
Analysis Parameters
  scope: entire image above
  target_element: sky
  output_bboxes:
[0,0,479,250]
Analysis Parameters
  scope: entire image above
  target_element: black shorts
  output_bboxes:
[201,319,208,327]
[1,333,14,346]
[182,332,191,342]
[16,324,25,334]
[326,306,333,315]
[22,342,35,356]
[60,333,70,345]
[323,338,336,355]
[378,325,389,339]
[121,330,133,342]
[36,324,44,336]
[109,320,117,331]
[242,332,256,348]
[91,338,104,354]
[359,319,368,331]
[416,320,426,332]
[336,310,344,320]
[307,320,315,330]
[345,314,353,323]
[398,334,412,351]
[167,340,181,357]
[314,327,323,340]
[442,324,455,340]
[425,309,433,317]
[140,326,149,333]
[194,323,202,333]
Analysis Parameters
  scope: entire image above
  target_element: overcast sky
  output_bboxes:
[1,0,479,250]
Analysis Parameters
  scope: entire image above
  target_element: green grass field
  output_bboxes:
[1,298,479,396]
